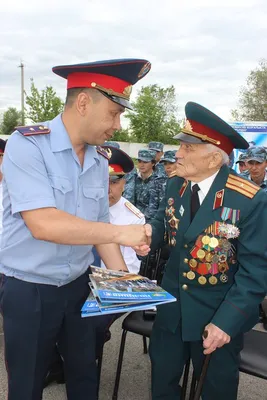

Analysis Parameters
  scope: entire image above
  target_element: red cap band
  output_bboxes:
[190,120,234,155]
[109,164,124,174]
[67,72,130,95]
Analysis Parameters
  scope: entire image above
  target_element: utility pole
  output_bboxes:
[19,61,25,125]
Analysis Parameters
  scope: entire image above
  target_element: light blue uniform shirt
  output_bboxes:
[0,114,109,286]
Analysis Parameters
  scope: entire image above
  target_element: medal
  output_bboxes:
[189,259,198,269]
[205,253,213,262]
[197,249,206,259]
[220,274,228,283]
[218,263,227,273]
[209,276,218,285]
[209,237,219,248]
[169,215,179,230]
[171,238,176,246]
[222,241,231,251]
[202,235,210,245]
[219,254,227,263]
[168,198,174,206]
[198,276,207,285]
[206,263,212,271]
[187,271,195,280]
[212,254,219,263]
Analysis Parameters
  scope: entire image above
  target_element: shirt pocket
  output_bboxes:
[82,186,105,221]
[48,174,73,210]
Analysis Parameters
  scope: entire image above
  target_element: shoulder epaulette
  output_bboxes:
[125,201,144,219]
[226,174,260,199]
[96,146,110,160]
[16,125,50,136]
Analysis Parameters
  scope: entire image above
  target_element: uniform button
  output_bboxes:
[184,244,188,248]
[184,258,188,264]
[183,272,187,277]
[182,284,188,291]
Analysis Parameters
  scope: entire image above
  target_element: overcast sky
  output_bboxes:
[1,0,266,125]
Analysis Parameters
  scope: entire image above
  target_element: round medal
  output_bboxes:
[168,198,174,206]
[209,276,218,285]
[187,271,196,280]
[202,235,210,245]
[197,249,206,259]
[189,259,198,269]
[205,253,213,262]
[218,263,227,273]
[206,263,212,271]
[222,241,231,251]
[219,254,227,263]
[212,254,219,263]
[198,276,207,285]
[209,237,219,248]
[220,274,228,283]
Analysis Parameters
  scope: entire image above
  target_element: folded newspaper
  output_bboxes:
[81,266,176,317]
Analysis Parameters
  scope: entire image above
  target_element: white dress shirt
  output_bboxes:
[191,170,219,205]
[101,196,146,274]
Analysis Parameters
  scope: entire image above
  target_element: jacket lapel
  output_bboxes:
[184,165,229,243]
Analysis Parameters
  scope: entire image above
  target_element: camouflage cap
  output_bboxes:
[138,149,156,162]
[160,150,177,163]
[235,152,248,164]
[246,146,267,163]
[148,141,164,152]
[104,141,120,149]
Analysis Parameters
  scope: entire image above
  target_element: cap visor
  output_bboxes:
[99,90,133,110]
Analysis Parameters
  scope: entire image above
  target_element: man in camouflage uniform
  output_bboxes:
[149,141,167,178]
[159,150,177,178]
[124,149,165,222]
[244,146,267,192]
[235,152,248,174]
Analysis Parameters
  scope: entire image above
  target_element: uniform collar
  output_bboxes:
[191,170,220,197]
[50,114,73,152]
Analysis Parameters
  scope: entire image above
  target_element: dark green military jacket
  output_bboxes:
[151,165,267,341]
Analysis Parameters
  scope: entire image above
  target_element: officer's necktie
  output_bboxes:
[191,183,200,221]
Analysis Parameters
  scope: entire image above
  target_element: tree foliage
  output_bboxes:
[25,79,64,123]
[125,84,180,144]
[231,59,267,121]
[112,128,132,142]
[0,107,22,135]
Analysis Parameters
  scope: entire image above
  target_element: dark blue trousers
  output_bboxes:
[0,272,98,400]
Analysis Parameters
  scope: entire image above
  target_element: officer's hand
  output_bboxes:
[118,225,151,248]
[132,224,152,256]
[202,323,231,355]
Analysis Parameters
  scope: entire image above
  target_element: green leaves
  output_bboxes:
[0,107,22,135]
[121,84,181,144]
[25,79,64,123]
[232,59,267,121]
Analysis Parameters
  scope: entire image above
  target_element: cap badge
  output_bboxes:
[184,119,193,132]
[138,62,151,78]
[123,85,132,98]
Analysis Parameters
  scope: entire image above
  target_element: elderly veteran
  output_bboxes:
[139,101,267,400]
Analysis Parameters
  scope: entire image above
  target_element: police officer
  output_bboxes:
[0,58,151,400]
[138,102,267,400]
[159,150,177,177]
[101,145,145,274]
[148,141,166,178]
[235,152,248,174]
[245,146,267,192]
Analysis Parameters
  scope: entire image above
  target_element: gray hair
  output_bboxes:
[205,143,229,166]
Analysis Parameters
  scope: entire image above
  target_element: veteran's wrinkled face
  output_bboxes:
[175,142,220,181]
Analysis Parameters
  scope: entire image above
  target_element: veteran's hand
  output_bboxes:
[117,224,151,248]
[202,323,231,355]
[132,224,152,256]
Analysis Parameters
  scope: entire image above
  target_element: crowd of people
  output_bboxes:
[0,57,267,400]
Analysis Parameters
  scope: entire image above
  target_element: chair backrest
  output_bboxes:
[240,329,267,380]
[139,248,167,284]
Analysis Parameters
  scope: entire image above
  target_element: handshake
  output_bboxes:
[116,224,152,257]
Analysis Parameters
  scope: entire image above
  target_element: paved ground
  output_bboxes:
[0,315,267,399]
